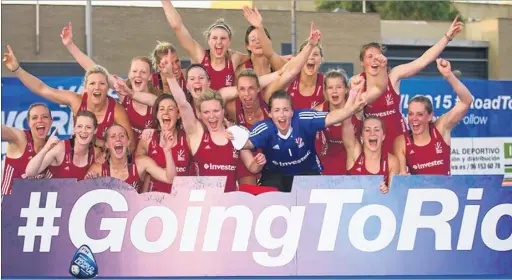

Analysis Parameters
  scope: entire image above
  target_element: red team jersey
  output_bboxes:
[201,50,235,91]
[79,92,116,141]
[147,129,192,193]
[234,97,270,180]
[121,96,154,145]
[287,73,325,109]
[193,131,239,192]
[347,152,389,185]
[101,157,141,191]
[47,138,96,180]
[404,123,451,175]
[361,73,407,153]
[316,102,363,175]
[2,130,51,195]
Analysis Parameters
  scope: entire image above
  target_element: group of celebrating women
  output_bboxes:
[2,1,473,196]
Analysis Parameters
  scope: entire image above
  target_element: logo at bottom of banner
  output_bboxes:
[69,245,98,279]
[1,175,511,277]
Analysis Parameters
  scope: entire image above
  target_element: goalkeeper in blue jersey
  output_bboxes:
[233,89,368,192]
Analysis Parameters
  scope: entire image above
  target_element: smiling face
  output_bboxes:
[408,101,433,136]
[74,115,96,146]
[237,76,260,109]
[325,76,348,107]
[186,66,210,99]
[362,118,385,152]
[85,72,109,105]
[128,59,152,92]
[157,98,180,131]
[28,105,53,140]
[200,99,224,132]
[302,45,322,77]
[208,27,231,59]
[361,47,383,77]
[270,98,294,135]
[105,125,129,160]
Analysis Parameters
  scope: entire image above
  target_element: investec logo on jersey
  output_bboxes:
[413,160,444,170]
[272,150,311,167]
[367,109,396,118]
[203,163,236,171]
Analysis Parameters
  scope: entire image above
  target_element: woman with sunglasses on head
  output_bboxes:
[85,124,177,192]
[25,111,100,181]
[3,45,135,152]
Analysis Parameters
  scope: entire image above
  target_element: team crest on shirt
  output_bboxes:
[385,94,394,106]
[145,120,153,128]
[435,142,443,154]
[295,137,304,148]
[232,147,239,159]
[177,149,185,161]
[311,101,319,108]
[225,74,233,86]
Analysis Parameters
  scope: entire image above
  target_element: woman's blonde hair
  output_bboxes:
[84,65,110,87]
[198,89,224,112]
[150,41,178,70]
[203,18,233,41]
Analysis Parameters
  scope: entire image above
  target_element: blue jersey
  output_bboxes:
[249,109,328,175]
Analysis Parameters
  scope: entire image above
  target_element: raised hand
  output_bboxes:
[60,22,74,47]
[43,128,60,151]
[161,50,175,78]
[436,58,452,77]
[113,75,134,97]
[380,181,389,194]
[446,16,464,40]
[85,171,99,180]
[374,54,388,69]
[140,128,155,143]
[95,150,107,164]
[349,75,365,93]
[353,91,367,112]
[161,131,175,150]
[243,6,263,28]
[308,21,322,46]
[2,45,20,72]
[253,153,266,166]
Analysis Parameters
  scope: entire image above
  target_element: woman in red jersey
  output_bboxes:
[25,111,101,181]
[160,0,248,90]
[359,16,464,154]
[165,71,266,192]
[1,104,53,196]
[393,59,473,175]
[3,45,134,152]
[60,22,158,145]
[313,70,364,175]
[85,124,177,192]
[343,114,400,194]
[150,41,187,93]
[136,94,192,193]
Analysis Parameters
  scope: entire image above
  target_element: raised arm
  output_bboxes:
[324,90,366,127]
[1,125,24,143]
[161,0,205,63]
[218,70,282,103]
[166,75,202,137]
[25,131,62,177]
[114,76,158,106]
[3,45,80,108]
[262,22,321,103]
[389,16,463,83]
[243,6,287,70]
[61,23,118,92]
[434,59,474,144]
[341,113,362,169]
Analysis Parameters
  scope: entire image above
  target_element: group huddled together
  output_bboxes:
[2,1,473,196]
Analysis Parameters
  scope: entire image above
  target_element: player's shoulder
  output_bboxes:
[296,109,328,120]
[249,119,273,134]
